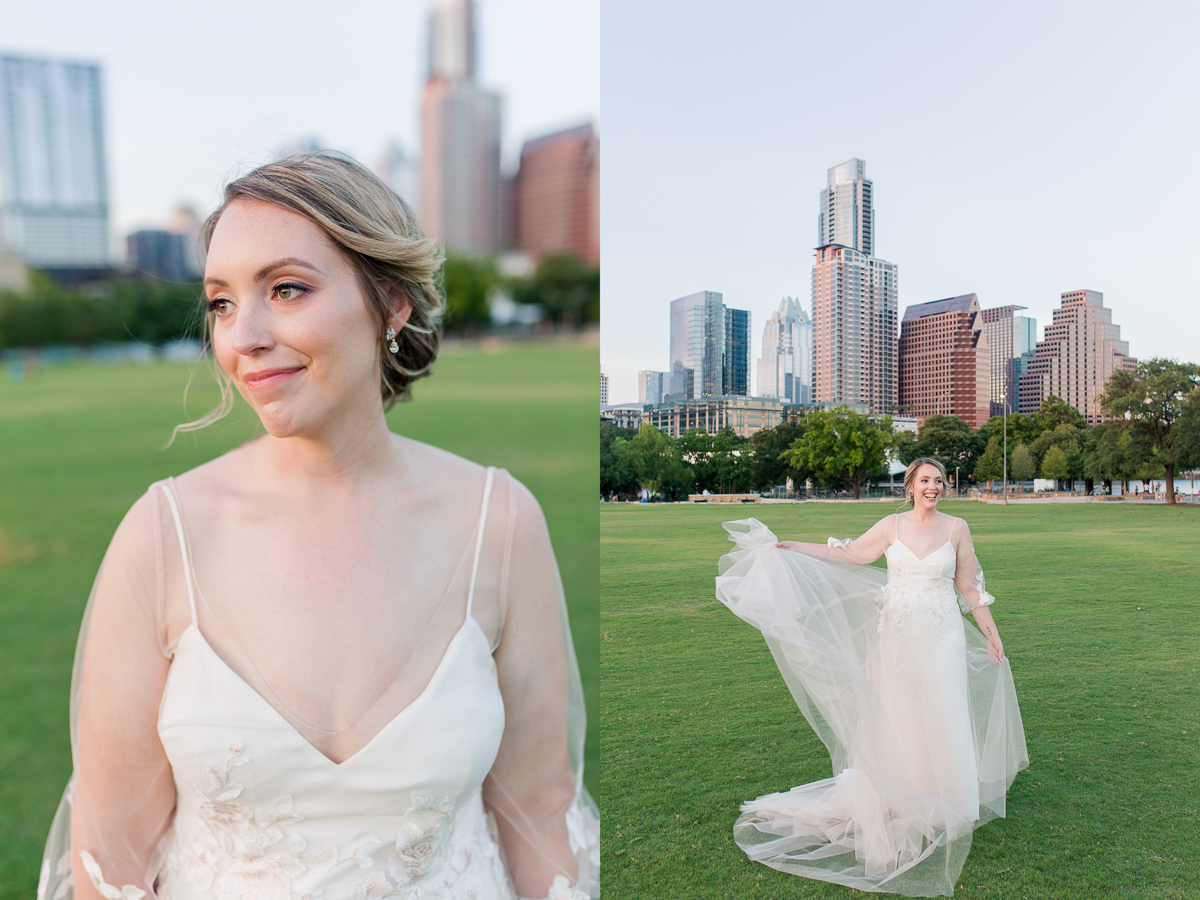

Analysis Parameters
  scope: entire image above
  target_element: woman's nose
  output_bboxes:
[228,297,275,356]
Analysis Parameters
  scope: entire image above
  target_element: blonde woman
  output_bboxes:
[716,457,1026,896]
[39,154,597,900]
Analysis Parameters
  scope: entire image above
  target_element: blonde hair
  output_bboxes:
[176,152,444,437]
[902,457,949,507]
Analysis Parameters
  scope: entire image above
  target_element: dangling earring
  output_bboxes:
[385,326,399,354]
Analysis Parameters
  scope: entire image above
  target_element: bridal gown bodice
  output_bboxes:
[152,475,516,900]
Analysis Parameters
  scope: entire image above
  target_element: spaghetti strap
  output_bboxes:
[465,467,495,618]
[159,478,198,626]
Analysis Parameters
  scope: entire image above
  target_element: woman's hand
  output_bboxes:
[986,633,1005,664]
[776,541,801,552]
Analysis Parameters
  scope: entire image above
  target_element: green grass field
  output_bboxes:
[0,339,597,898]
[601,501,1200,900]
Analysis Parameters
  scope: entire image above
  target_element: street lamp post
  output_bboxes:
[1002,391,1008,501]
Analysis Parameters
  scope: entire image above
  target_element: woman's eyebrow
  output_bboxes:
[203,258,324,289]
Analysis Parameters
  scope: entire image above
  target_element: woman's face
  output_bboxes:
[203,199,401,440]
[912,464,945,510]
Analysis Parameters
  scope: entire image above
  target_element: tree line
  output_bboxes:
[0,252,599,350]
[602,359,1200,506]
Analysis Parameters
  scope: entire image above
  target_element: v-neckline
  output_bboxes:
[892,536,953,563]
[172,615,485,768]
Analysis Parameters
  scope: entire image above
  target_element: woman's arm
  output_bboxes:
[952,518,1005,663]
[483,478,594,900]
[776,515,891,565]
[67,493,177,899]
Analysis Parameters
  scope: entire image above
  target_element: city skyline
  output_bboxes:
[3,0,599,247]
[600,0,1200,405]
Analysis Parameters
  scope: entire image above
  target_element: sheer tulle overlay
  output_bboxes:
[715,519,1027,897]
[39,468,598,900]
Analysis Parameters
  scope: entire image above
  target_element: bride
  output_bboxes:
[38,153,597,900]
[715,458,1027,896]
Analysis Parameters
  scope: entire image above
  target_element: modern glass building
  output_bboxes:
[723,307,751,396]
[757,296,812,405]
[0,54,109,270]
[668,291,750,400]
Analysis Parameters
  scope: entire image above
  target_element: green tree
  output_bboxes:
[1034,395,1087,437]
[441,254,496,331]
[617,424,692,500]
[978,412,1037,450]
[973,437,1004,488]
[1040,444,1072,484]
[600,420,640,500]
[678,427,753,494]
[512,254,599,327]
[1010,442,1035,483]
[1099,358,1200,504]
[748,422,808,491]
[782,407,893,499]
[1031,424,1084,489]
[897,414,980,482]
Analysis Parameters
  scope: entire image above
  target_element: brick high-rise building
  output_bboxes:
[981,305,1037,417]
[811,159,897,414]
[420,0,503,254]
[898,294,990,429]
[514,123,598,265]
[1017,289,1136,423]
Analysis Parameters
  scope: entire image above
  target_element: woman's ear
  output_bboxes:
[388,288,413,332]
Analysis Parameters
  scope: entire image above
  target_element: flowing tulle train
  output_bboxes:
[715,519,1027,896]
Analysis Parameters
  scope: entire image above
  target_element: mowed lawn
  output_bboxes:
[601,501,1200,900]
[0,339,598,898]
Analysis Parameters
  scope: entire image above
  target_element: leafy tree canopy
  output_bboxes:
[1034,395,1086,435]
[783,407,893,499]
[898,414,981,480]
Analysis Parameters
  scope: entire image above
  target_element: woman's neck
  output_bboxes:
[251,412,401,497]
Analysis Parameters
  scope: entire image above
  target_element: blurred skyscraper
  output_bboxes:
[375,140,420,211]
[514,123,599,265]
[421,0,503,254]
[668,291,750,400]
[757,297,812,404]
[0,54,109,272]
[811,159,897,414]
[127,229,189,282]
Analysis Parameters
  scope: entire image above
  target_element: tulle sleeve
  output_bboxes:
[39,486,187,900]
[482,475,599,900]
[952,518,997,612]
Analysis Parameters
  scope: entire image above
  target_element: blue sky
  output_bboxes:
[600,0,1200,403]
[4,0,599,238]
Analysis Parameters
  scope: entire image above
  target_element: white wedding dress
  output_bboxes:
[39,468,599,900]
[715,518,1027,897]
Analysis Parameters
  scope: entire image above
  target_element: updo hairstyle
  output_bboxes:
[182,152,443,436]
[902,457,949,506]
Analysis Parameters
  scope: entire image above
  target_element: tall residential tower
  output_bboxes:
[810,159,897,413]
[898,294,991,428]
[420,0,503,253]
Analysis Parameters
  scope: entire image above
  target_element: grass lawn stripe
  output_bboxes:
[600,501,1200,899]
